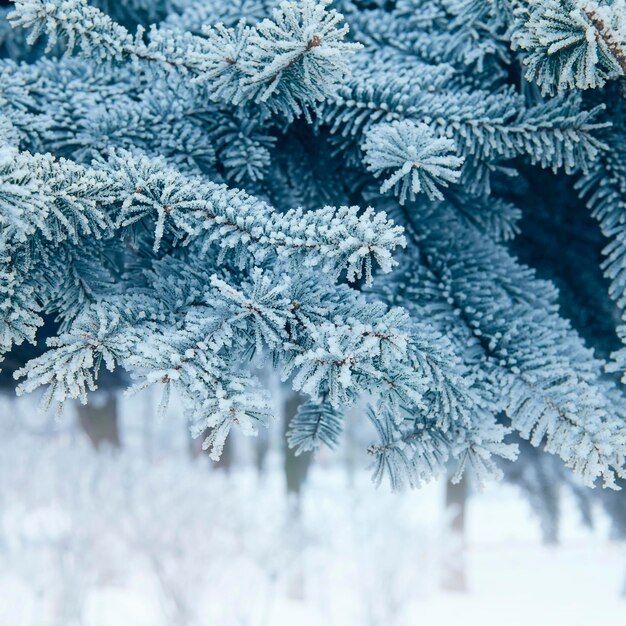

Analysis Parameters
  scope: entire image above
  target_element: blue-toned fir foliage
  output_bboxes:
[1,0,626,490]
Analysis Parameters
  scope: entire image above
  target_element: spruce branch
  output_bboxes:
[513,0,626,93]
[363,120,463,204]
[9,0,360,118]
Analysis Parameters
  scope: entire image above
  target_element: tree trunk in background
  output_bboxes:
[442,477,468,592]
[282,390,313,600]
[254,427,270,474]
[142,387,154,461]
[77,393,120,449]
[343,408,357,489]
[283,391,313,498]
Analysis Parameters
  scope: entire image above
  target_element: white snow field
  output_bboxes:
[0,394,625,626]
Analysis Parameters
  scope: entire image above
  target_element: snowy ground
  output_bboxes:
[440,490,626,626]
[1,396,625,626]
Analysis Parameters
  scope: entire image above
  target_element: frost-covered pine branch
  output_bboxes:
[371,204,626,487]
[363,121,464,204]
[2,0,626,492]
[10,0,360,118]
[13,266,470,463]
[512,0,626,94]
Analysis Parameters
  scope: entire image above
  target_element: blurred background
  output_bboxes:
[1,0,626,624]
[1,384,626,626]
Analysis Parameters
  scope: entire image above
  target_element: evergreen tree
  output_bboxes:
[1,0,626,491]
